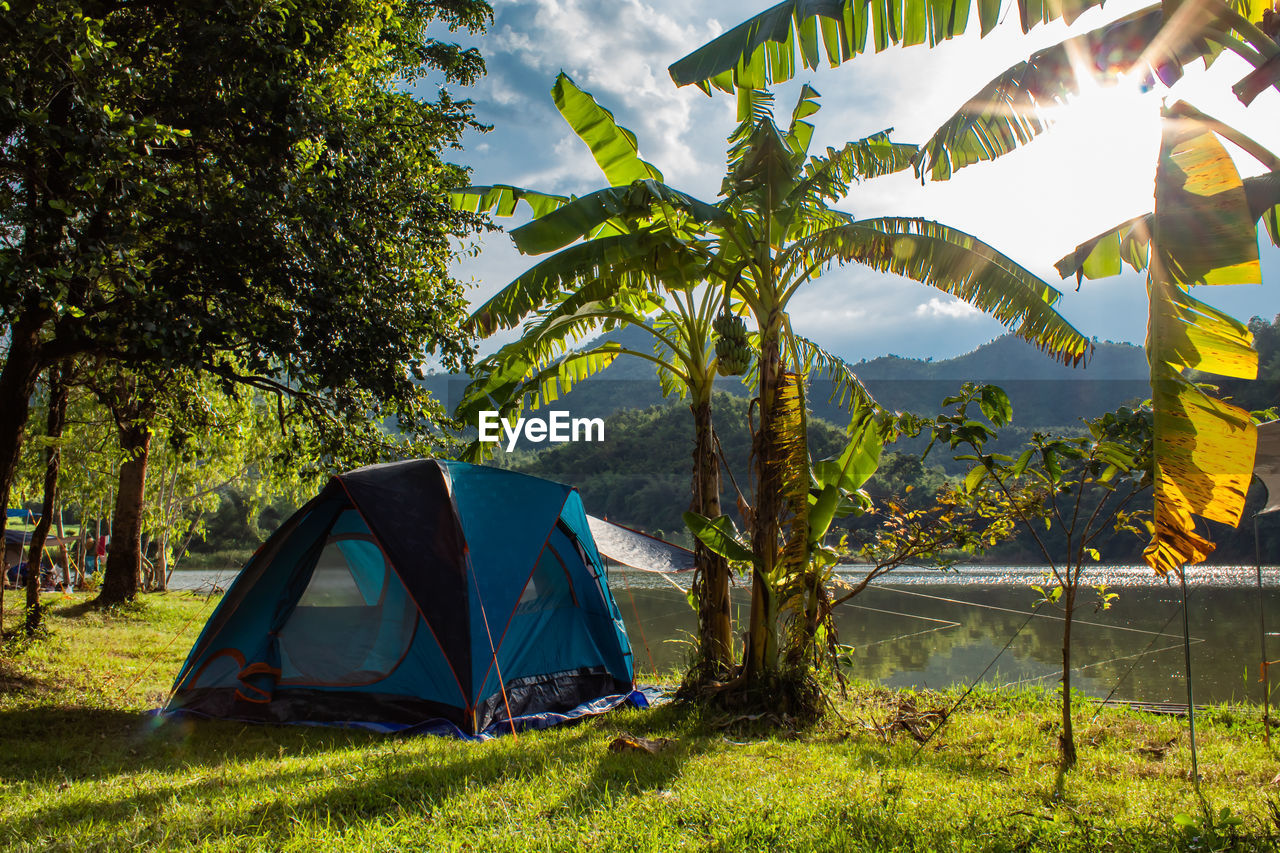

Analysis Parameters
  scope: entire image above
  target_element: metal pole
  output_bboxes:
[1179,566,1200,790]
[1257,513,1270,749]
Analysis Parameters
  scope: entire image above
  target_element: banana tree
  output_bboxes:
[459,74,1091,697]
[454,75,880,681]
[707,87,1091,691]
[685,398,891,696]
[666,0,1280,605]
[453,74,751,679]
[456,281,746,678]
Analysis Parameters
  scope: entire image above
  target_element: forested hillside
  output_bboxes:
[501,393,948,543]
[210,319,1278,563]
[492,318,1280,565]
[430,326,1152,432]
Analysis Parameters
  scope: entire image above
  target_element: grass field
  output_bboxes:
[1,593,1278,851]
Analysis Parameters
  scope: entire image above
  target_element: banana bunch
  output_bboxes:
[713,312,751,376]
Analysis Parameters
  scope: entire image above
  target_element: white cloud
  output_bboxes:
[915,297,983,320]
[447,0,1280,360]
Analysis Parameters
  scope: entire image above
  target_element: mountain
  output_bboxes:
[854,334,1147,381]
[428,328,1150,443]
[835,335,1149,431]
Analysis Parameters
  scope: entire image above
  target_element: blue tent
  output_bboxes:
[166,460,635,737]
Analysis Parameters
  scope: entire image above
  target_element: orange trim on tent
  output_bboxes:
[467,540,517,739]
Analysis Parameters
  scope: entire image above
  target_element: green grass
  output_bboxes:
[4,522,80,537]
[1,594,1278,851]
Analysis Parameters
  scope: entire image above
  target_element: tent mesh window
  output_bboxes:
[516,542,578,613]
[277,525,417,686]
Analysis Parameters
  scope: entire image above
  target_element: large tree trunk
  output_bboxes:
[0,311,51,633]
[690,396,733,679]
[97,424,152,606]
[746,312,785,682]
[23,361,70,634]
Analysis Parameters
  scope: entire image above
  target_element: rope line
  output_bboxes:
[621,570,659,680]
[876,585,1193,640]
[110,573,229,699]
[1003,640,1195,691]
[910,600,1047,762]
[465,553,516,740]
[842,603,960,649]
[1086,604,1184,719]
[472,578,516,740]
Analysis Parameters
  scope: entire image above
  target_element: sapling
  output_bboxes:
[930,383,1154,772]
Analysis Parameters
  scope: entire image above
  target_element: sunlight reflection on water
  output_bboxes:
[598,563,1280,592]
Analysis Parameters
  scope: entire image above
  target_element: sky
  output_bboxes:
[429,0,1280,364]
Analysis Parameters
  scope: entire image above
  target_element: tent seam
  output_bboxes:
[334,474,470,712]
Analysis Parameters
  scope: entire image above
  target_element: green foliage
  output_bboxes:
[1171,806,1249,851]
[667,0,1111,94]
[1,0,491,458]
[683,512,755,564]
[924,383,1156,768]
[508,393,869,534]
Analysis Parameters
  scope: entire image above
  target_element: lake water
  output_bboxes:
[169,564,1280,707]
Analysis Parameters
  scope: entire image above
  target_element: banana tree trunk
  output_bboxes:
[23,361,69,634]
[691,395,734,677]
[747,311,785,681]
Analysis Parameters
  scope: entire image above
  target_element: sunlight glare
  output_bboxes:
[1037,74,1163,243]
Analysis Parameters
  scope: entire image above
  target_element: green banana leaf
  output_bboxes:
[683,512,756,564]
[552,72,664,186]
[791,334,878,412]
[449,184,569,218]
[1055,170,1280,281]
[1054,214,1153,282]
[793,130,919,203]
[667,0,1108,94]
[810,405,886,543]
[914,6,1213,181]
[784,83,822,153]
[788,216,1092,366]
[509,180,727,255]
[468,229,705,334]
